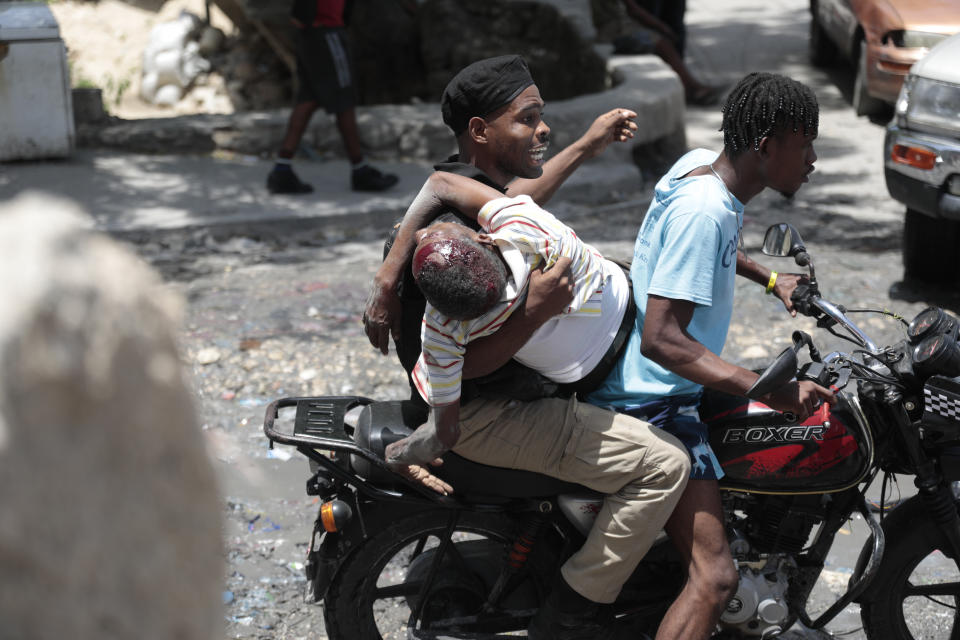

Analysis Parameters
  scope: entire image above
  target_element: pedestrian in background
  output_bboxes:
[592,0,720,105]
[267,0,398,194]
[638,0,687,55]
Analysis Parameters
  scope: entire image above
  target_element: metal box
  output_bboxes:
[0,2,75,161]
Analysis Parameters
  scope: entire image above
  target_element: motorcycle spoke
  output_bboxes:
[899,560,960,639]
[374,581,423,600]
[410,535,429,560]
[903,580,960,600]
[426,607,537,630]
[409,631,533,640]
[924,596,958,609]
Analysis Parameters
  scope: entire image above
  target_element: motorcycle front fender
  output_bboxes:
[307,529,354,603]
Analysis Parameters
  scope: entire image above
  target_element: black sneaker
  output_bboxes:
[267,166,313,195]
[352,164,398,192]
[528,596,618,640]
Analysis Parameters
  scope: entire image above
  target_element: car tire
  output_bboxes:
[809,13,837,66]
[902,207,960,284]
[853,40,886,117]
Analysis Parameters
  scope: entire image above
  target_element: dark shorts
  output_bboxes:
[612,27,659,55]
[621,394,725,480]
[295,26,355,114]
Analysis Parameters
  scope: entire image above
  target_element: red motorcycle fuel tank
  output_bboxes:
[700,389,872,494]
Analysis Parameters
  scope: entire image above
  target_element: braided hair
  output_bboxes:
[720,72,819,157]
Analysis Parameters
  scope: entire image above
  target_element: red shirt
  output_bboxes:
[314,0,345,27]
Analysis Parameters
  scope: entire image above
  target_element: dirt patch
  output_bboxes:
[50,0,282,119]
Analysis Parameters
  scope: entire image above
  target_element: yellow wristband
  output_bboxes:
[765,271,778,294]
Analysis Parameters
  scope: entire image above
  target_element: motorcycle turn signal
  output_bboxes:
[320,500,353,532]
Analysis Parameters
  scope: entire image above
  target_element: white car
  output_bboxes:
[884,32,960,283]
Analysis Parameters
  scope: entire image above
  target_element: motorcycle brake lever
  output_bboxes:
[829,363,852,391]
[816,315,838,329]
[782,400,830,425]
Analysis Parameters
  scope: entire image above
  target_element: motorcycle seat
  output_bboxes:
[352,400,591,500]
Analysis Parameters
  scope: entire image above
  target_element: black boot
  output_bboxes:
[351,164,398,192]
[528,577,618,640]
[267,164,313,194]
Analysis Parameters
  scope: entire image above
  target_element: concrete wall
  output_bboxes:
[80,54,685,166]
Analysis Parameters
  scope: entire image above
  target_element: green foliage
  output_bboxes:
[102,74,133,107]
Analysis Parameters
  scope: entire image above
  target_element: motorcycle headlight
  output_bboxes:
[904,76,960,137]
[885,30,949,49]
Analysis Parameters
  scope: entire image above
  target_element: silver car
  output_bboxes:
[884,32,960,283]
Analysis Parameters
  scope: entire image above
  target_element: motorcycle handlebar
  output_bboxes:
[812,298,881,353]
[790,286,882,354]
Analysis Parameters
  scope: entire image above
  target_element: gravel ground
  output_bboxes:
[138,195,958,640]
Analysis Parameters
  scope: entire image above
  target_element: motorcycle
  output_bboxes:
[263,223,960,639]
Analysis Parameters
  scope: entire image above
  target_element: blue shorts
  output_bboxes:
[621,394,724,481]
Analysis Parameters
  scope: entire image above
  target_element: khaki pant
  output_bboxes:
[456,394,690,604]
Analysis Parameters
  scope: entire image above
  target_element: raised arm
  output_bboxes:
[506,108,638,205]
[363,172,507,353]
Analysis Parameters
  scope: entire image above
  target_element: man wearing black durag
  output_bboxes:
[362,55,691,639]
[367,55,640,393]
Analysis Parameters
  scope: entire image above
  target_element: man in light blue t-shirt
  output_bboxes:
[589,72,836,640]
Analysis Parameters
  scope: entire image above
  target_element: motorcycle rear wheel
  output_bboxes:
[860,495,960,639]
[324,509,545,640]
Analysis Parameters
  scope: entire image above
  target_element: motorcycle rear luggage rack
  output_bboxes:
[263,396,456,505]
[264,396,368,449]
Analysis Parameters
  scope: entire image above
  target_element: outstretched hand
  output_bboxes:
[384,439,454,495]
[579,108,639,159]
[389,461,454,496]
[363,277,402,355]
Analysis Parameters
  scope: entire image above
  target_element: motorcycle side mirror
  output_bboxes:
[762,223,806,258]
[745,344,798,400]
[762,223,816,280]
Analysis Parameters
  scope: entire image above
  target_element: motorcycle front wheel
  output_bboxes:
[860,494,960,639]
[324,509,549,640]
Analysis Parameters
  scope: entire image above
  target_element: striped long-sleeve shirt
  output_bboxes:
[411,195,608,406]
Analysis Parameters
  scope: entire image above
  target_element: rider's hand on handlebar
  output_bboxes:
[525,256,575,321]
[772,273,809,318]
[363,277,402,355]
[762,380,836,421]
